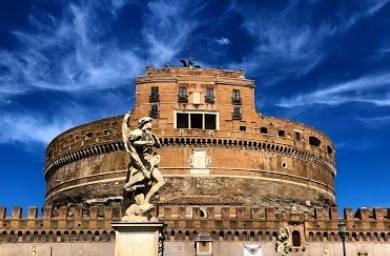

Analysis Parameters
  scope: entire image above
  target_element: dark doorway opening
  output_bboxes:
[292,231,301,247]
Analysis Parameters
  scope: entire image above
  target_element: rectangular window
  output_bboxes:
[176,113,189,128]
[295,131,302,141]
[149,104,159,118]
[151,86,159,96]
[178,87,188,103]
[205,88,215,104]
[205,114,216,129]
[278,130,285,137]
[232,89,242,104]
[233,89,240,99]
[190,113,203,129]
[206,88,214,97]
[260,127,268,134]
[179,87,187,97]
[232,106,241,120]
[150,86,159,102]
[175,112,217,130]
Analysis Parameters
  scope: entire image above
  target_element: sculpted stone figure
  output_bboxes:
[121,112,165,221]
[275,227,290,256]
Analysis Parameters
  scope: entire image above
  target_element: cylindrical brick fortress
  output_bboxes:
[44,67,336,210]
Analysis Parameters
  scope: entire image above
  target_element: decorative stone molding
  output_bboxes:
[45,137,335,178]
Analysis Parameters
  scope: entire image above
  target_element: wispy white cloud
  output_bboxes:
[215,37,230,46]
[230,0,389,83]
[379,48,390,54]
[373,34,390,59]
[0,90,133,145]
[356,115,390,128]
[142,0,196,64]
[341,0,390,30]
[242,21,330,76]
[360,115,390,121]
[0,1,140,96]
[277,72,390,107]
[0,0,199,145]
[0,0,196,98]
[0,111,78,145]
[335,138,375,151]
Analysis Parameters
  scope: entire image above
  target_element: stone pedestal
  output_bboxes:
[112,222,165,256]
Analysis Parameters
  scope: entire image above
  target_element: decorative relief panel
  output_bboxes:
[192,92,201,105]
[189,148,211,176]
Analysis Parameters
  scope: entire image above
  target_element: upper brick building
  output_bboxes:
[44,66,336,211]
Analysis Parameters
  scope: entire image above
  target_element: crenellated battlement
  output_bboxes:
[1,206,389,243]
[2,206,389,225]
[0,206,122,230]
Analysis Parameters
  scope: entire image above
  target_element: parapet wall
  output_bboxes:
[1,206,389,243]
[44,116,335,176]
[142,67,247,79]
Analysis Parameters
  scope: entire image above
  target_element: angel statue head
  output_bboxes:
[137,116,153,131]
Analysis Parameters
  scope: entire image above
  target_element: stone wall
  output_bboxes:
[1,206,389,255]
[1,206,389,242]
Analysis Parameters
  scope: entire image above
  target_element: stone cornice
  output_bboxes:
[44,137,336,179]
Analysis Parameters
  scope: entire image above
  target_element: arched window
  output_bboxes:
[327,145,333,155]
[309,136,321,147]
[199,208,207,219]
[292,230,301,247]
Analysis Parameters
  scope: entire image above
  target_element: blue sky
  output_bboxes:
[0,0,390,213]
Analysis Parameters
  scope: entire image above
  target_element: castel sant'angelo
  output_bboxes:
[1,63,389,256]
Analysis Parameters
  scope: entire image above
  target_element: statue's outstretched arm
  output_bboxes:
[122,111,132,153]
[133,140,155,147]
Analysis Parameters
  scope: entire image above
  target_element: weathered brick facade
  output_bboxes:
[1,67,388,256]
[45,67,335,211]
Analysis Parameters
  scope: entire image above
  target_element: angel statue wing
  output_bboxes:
[122,111,132,153]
